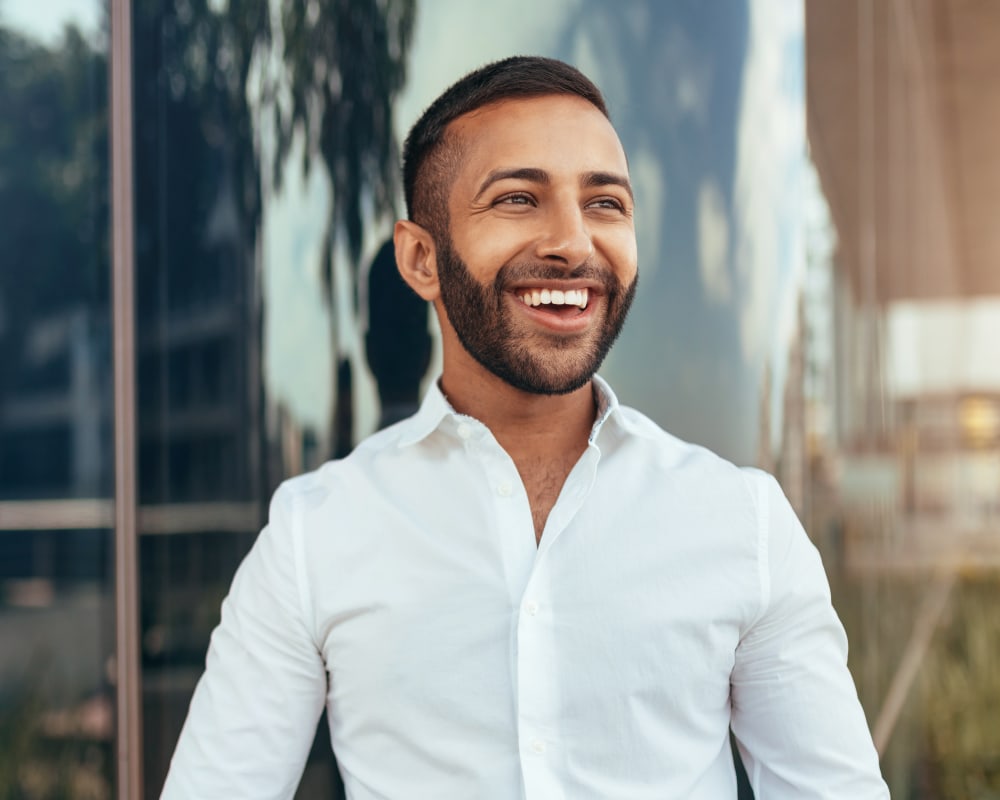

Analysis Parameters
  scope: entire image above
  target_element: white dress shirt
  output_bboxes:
[162,376,888,799]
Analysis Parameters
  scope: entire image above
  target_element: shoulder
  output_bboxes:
[612,404,757,485]
[603,404,791,545]
[268,413,440,538]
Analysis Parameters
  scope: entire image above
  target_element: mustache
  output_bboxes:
[494,261,620,290]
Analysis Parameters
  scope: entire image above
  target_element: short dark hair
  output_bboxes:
[402,56,609,236]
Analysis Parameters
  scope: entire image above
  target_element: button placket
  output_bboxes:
[516,562,566,798]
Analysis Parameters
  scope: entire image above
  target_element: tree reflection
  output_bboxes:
[133,0,415,493]
[273,0,415,456]
[0,21,110,496]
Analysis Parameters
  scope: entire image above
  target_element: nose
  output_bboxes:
[534,203,594,266]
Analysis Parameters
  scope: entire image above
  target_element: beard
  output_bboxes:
[435,234,637,396]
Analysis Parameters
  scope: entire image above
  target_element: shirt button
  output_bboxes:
[457,423,473,440]
[497,481,513,497]
[524,601,539,616]
[530,739,546,755]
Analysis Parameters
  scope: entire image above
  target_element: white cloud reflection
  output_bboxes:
[732,0,806,365]
[261,131,334,437]
[697,177,732,304]
[1,0,101,44]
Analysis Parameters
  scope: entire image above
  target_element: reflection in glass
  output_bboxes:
[133,0,269,791]
[0,2,113,796]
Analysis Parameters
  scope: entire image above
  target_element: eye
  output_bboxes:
[587,196,627,212]
[495,192,535,207]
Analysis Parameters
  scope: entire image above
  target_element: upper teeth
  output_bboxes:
[519,288,589,309]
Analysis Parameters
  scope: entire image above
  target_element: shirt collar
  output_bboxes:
[396,379,453,448]
[588,374,620,443]
[397,374,623,449]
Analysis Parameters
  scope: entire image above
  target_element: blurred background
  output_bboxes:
[1,0,998,797]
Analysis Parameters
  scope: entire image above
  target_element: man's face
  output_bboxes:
[435,94,638,396]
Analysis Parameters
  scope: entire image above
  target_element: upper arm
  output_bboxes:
[161,486,327,800]
[730,472,888,798]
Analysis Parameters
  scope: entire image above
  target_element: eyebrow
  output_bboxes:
[473,167,634,203]
[473,167,548,201]
[583,170,634,202]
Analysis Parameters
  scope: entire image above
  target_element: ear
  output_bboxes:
[394,220,439,301]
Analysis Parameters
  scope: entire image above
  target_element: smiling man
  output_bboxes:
[162,57,888,799]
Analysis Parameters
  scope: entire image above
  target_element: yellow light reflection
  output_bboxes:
[959,396,1000,446]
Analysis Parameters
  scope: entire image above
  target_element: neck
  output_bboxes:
[439,369,596,462]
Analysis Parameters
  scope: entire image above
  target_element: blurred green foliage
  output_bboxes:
[0,663,110,800]
[814,497,1000,799]
[921,577,1000,799]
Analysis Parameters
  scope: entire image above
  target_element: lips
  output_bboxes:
[506,285,599,333]
[497,265,609,331]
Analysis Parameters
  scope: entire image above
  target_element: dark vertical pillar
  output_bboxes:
[111,0,143,796]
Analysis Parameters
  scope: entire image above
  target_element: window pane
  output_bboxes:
[131,0,269,794]
[0,2,113,796]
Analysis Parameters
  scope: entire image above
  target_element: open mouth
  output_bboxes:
[516,287,589,316]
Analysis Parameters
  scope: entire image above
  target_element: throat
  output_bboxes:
[508,430,591,546]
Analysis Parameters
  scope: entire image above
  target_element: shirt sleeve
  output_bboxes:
[730,471,889,798]
[160,484,327,800]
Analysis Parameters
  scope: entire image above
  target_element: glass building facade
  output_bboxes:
[0,0,998,797]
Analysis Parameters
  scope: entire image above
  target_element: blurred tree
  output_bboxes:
[132,0,273,510]
[0,21,109,400]
[0,20,111,501]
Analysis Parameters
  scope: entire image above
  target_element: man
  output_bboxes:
[163,56,888,799]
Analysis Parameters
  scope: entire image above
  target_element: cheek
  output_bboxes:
[606,233,638,281]
[452,230,523,280]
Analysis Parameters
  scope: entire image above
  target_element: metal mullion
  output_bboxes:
[110,0,143,796]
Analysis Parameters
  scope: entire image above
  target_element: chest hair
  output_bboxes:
[517,457,577,544]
